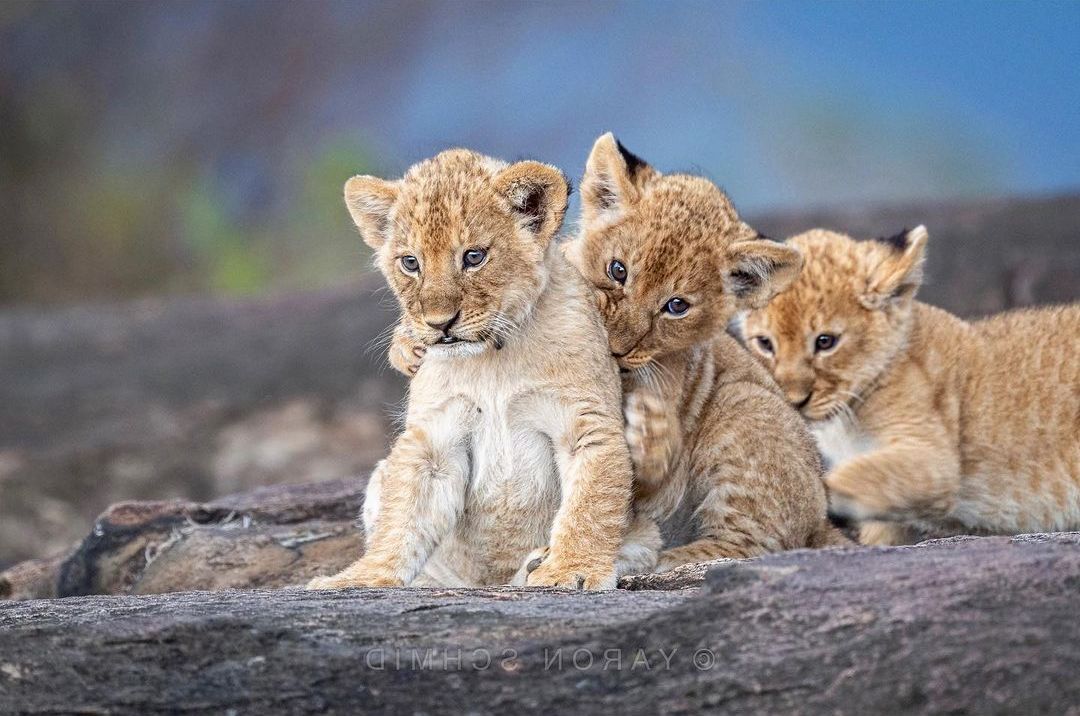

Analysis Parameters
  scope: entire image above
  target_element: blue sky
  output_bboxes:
[375,0,1080,212]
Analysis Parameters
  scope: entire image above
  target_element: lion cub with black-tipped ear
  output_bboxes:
[568,134,846,568]
[306,149,634,590]
[742,228,1080,545]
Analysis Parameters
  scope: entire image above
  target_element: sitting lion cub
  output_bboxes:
[568,134,847,568]
[742,227,1080,544]
[307,149,633,590]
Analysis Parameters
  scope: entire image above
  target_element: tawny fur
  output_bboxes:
[742,227,1080,544]
[568,134,846,569]
[306,149,634,590]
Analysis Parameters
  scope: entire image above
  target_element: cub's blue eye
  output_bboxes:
[607,259,627,284]
[400,255,420,273]
[755,336,774,354]
[664,297,690,316]
[463,248,487,268]
[815,333,838,352]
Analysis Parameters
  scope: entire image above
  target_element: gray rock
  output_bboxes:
[2,534,1079,714]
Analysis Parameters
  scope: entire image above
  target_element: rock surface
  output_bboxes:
[2,533,1079,714]
[1,479,369,600]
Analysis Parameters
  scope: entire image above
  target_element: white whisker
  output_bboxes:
[365,321,401,357]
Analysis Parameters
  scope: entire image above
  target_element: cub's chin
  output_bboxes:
[424,340,489,360]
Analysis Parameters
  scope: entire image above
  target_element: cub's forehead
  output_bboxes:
[638,177,743,236]
[392,151,505,243]
[627,222,720,293]
[792,229,894,285]
[767,287,841,339]
[399,153,497,210]
[764,232,868,335]
[623,181,746,292]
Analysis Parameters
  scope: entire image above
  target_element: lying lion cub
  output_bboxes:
[743,227,1080,544]
[307,149,634,590]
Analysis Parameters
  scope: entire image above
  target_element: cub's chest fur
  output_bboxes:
[473,385,562,499]
[810,416,878,471]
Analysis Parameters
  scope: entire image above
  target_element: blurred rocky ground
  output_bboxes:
[0,278,404,569]
[1,193,1078,570]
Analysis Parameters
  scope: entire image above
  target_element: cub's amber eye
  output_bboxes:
[755,336,774,354]
[664,297,690,316]
[463,248,487,268]
[607,259,627,285]
[400,255,420,274]
[815,333,838,352]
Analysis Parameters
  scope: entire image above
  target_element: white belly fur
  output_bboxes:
[420,393,561,585]
[811,415,878,471]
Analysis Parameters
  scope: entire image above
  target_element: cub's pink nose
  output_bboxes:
[425,311,459,333]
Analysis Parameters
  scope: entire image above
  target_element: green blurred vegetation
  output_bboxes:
[177,140,380,297]
[0,127,377,304]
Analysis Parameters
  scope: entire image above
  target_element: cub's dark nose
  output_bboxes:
[426,311,460,334]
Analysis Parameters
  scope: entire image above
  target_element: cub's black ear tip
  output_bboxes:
[614,138,647,175]
[877,228,911,251]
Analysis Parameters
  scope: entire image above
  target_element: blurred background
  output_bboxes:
[2,0,1079,570]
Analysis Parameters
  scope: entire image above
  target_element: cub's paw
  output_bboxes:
[857,521,919,546]
[823,462,910,524]
[654,553,684,574]
[510,546,549,586]
[305,567,404,590]
[389,337,426,377]
[623,389,675,479]
[525,559,616,590]
[306,574,349,590]
[824,477,882,523]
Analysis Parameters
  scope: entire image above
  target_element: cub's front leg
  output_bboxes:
[527,397,633,590]
[825,430,960,526]
[306,401,472,589]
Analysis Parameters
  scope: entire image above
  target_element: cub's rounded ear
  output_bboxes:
[580,132,658,227]
[724,238,804,309]
[493,161,570,246]
[862,225,928,309]
[344,175,401,250]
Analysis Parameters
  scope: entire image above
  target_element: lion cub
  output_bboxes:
[566,134,845,569]
[742,228,1080,544]
[306,149,633,590]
